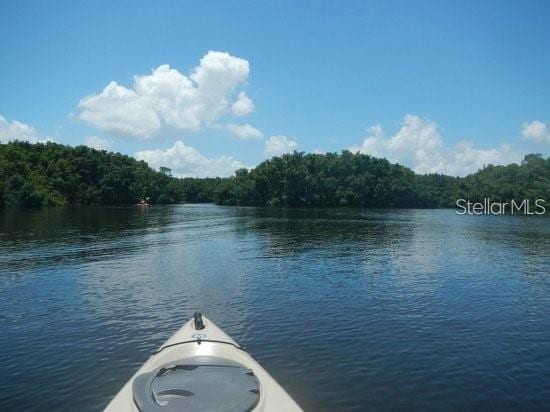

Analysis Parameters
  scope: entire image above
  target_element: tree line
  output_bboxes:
[0,141,219,207]
[0,141,548,209]
[214,151,549,208]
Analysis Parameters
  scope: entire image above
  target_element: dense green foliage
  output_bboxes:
[1,141,548,209]
[0,141,184,207]
[214,151,445,207]
[214,151,549,208]
[460,153,550,203]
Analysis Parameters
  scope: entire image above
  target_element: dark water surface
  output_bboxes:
[1,205,549,411]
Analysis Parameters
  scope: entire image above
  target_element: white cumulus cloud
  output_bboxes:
[225,123,263,139]
[134,141,245,178]
[78,51,253,139]
[231,91,254,116]
[0,115,40,143]
[522,120,550,143]
[264,135,298,157]
[349,114,522,176]
[84,136,111,151]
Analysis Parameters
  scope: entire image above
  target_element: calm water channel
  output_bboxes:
[1,205,549,411]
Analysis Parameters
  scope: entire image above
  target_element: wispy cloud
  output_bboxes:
[522,120,550,143]
[350,114,523,176]
[264,135,298,157]
[0,114,54,144]
[83,136,111,151]
[231,91,254,116]
[225,123,263,139]
[0,115,39,143]
[134,141,246,178]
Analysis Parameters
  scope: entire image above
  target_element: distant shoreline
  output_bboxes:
[1,141,548,210]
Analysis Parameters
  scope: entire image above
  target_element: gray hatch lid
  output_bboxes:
[132,356,260,412]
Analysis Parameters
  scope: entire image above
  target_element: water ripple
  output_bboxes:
[0,206,549,411]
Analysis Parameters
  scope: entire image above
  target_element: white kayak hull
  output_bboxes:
[105,314,302,411]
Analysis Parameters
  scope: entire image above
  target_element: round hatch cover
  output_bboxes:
[132,356,260,412]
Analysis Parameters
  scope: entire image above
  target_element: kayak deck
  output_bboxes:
[105,313,302,411]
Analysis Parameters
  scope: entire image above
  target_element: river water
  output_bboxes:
[0,205,549,411]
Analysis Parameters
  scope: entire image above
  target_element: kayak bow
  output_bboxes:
[105,313,302,412]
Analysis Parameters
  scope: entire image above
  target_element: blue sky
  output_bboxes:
[1,0,549,177]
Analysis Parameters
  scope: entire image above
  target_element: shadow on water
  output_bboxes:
[230,207,418,256]
[0,206,182,271]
